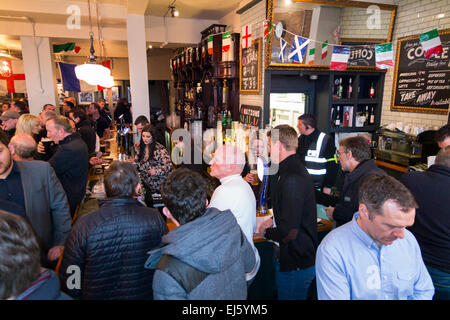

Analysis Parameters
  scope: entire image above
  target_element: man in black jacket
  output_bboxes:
[46,116,89,217]
[59,161,167,300]
[325,136,385,227]
[259,125,318,300]
[400,146,450,300]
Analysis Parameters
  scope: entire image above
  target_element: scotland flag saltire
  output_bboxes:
[330,46,350,71]
[279,38,287,62]
[288,36,310,63]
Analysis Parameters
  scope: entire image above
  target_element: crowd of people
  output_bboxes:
[0,98,449,301]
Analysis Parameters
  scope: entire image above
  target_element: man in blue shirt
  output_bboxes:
[316,175,434,300]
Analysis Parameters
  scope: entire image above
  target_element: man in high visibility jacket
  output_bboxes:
[296,114,338,195]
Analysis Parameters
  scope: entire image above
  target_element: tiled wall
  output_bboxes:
[381,0,450,128]
[340,6,392,40]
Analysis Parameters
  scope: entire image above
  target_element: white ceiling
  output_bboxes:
[0,0,242,59]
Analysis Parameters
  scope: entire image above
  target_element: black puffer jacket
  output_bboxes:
[59,197,168,300]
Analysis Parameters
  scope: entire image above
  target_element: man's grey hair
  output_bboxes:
[435,145,450,168]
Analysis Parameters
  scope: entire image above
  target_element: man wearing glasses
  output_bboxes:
[325,136,385,227]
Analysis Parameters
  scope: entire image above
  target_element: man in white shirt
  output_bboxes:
[208,145,260,284]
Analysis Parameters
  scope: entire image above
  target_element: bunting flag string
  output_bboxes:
[279,38,287,62]
[273,24,443,70]
[288,36,310,63]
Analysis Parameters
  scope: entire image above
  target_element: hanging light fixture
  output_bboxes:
[74,0,113,87]
[167,1,179,18]
[0,59,12,77]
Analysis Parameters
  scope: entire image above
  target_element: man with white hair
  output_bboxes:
[8,133,36,161]
[208,144,260,285]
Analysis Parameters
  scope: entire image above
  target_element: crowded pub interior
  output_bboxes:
[0,0,449,304]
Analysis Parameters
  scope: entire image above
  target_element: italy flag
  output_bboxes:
[375,42,394,69]
[420,29,443,58]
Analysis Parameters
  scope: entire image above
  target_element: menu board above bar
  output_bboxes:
[392,30,450,114]
[240,38,261,94]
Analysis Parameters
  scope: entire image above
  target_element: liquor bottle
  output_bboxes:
[333,78,340,99]
[347,77,353,99]
[335,106,341,126]
[338,78,343,99]
[227,110,232,127]
[369,82,375,99]
[365,106,370,126]
[330,106,335,127]
[370,106,375,125]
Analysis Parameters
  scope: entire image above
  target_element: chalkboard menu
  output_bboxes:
[392,30,450,114]
[240,38,261,94]
[240,105,262,127]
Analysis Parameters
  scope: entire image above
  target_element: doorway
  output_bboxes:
[269,93,307,131]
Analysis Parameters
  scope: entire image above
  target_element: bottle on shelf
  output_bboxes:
[227,110,232,127]
[335,106,341,127]
[347,77,353,99]
[337,78,343,99]
[333,78,340,99]
[370,106,375,125]
[365,105,370,126]
[369,82,375,99]
[330,106,335,127]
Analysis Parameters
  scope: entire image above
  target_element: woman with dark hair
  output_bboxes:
[135,124,172,206]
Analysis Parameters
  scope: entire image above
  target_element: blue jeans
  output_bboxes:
[426,265,450,300]
[274,253,315,300]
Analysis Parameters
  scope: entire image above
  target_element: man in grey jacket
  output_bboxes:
[0,131,71,264]
[145,168,256,300]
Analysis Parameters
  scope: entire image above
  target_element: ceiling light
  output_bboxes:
[0,60,12,77]
[74,0,113,88]
[437,13,445,19]
[148,45,153,49]
[169,4,179,18]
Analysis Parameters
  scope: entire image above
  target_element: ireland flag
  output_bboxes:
[420,28,443,58]
[306,46,315,65]
[375,42,394,69]
[208,35,213,55]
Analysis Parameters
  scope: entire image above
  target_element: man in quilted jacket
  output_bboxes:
[58,161,168,299]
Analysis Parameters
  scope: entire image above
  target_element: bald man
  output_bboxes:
[9,133,37,161]
[208,145,260,284]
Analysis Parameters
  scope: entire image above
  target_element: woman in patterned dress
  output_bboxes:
[135,124,172,206]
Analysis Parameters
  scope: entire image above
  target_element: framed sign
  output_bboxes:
[392,29,450,114]
[240,104,262,127]
[240,38,261,94]
[78,92,95,104]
